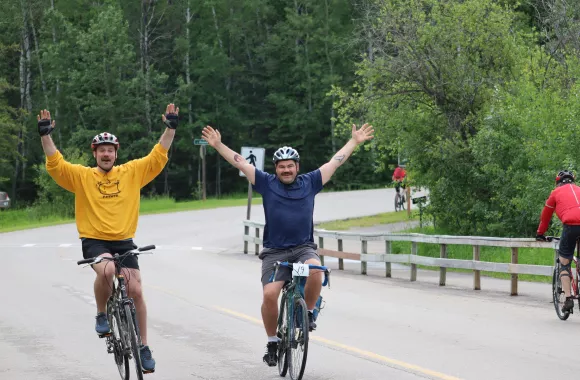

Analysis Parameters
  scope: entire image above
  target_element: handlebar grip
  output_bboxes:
[77,258,94,265]
[322,271,330,287]
[138,245,156,252]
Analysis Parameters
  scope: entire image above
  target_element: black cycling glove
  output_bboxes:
[163,113,178,129]
[535,234,547,241]
[38,118,54,136]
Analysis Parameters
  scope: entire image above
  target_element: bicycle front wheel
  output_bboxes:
[288,298,309,380]
[277,293,289,377]
[553,262,570,320]
[107,299,130,379]
[124,304,144,380]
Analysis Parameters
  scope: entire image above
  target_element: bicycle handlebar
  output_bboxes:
[269,261,331,287]
[76,244,156,266]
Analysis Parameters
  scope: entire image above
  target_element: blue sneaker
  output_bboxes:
[140,345,156,373]
[95,312,111,336]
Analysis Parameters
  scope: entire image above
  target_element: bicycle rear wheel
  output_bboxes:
[107,299,130,379]
[277,293,289,377]
[552,261,570,320]
[288,298,309,380]
[124,304,144,380]
[394,193,401,212]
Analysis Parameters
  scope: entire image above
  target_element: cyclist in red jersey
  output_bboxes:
[536,170,580,312]
[392,165,407,195]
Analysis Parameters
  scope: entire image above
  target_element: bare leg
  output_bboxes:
[304,258,323,310]
[92,253,115,313]
[123,268,148,345]
[560,257,572,297]
[262,282,284,337]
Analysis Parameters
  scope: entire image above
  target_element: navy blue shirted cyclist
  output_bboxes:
[201,123,374,367]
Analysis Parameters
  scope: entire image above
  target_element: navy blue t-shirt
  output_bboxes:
[253,169,323,249]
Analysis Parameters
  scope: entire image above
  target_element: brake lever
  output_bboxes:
[83,256,103,267]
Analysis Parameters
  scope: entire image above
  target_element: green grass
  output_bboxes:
[139,194,262,214]
[315,211,555,283]
[0,195,262,233]
[389,226,555,283]
[317,211,419,230]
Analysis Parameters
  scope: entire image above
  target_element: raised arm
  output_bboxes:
[37,109,84,192]
[319,123,374,185]
[158,103,178,150]
[38,109,57,156]
[201,126,256,184]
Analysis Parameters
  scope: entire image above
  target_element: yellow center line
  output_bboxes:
[213,306,463,380]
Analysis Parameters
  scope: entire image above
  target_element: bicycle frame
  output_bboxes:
[111,261,142,349]
[273,261,330,330]
[77,244,154,378]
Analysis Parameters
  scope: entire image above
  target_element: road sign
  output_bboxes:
[239,147,265,177]
[193,139,208,145]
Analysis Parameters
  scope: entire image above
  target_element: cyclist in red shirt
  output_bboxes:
[392,165,407,196]
[536,170,580,312]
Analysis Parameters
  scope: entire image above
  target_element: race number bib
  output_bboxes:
[292,263,310,277]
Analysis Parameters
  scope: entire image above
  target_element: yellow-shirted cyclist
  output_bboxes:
[37,104,179,373]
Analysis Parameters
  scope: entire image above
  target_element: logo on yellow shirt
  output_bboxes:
[97,179,121,198]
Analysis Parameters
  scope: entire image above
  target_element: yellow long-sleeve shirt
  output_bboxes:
[46,144,169,241]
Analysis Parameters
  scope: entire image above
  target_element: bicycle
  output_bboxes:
[547,236,579,320]
[394,183,406,212]
[77,244,156,379]
[269,261,330,380]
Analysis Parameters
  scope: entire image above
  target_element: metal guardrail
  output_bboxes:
[242,220,557,296]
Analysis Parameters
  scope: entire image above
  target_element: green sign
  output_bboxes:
[193,139,209,145]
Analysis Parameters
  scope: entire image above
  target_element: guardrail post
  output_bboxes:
[318,236,325,266]
[385,240,392,278]
[410,242,417,281]
[244,224,249,254]
[361,240,367,275]
[439,244,447,286]
[338,239,344,270]
[511,247,518,295]
[473,245,481,290]
[255,227,260,255]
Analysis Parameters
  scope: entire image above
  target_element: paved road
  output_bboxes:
[0,188,570,380]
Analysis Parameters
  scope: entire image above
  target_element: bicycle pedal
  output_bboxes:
[142,369,155,374]
[98,332,112,338]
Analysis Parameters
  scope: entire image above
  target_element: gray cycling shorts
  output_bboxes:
[259,243,320,286]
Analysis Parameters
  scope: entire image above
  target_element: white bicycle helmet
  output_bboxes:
[91,132,119,150]
[273,146,300,163]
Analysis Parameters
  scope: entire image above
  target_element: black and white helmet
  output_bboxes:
[273,146,300,163]
[556,170,575,184]
[91,132,119,150]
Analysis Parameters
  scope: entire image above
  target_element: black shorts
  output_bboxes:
[81,238,140,270]
[395,182,406,192]
[558,224,580,260]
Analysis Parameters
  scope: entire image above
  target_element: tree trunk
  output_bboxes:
[50,0,61,146]
[14,0,32,202]
[211,6,224,49]
[304,33,312,113]
[29,5,48,108]
[324,0,336,152]
[216,155,221,198]
[141,0,155,134]
[185,4,194,190]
